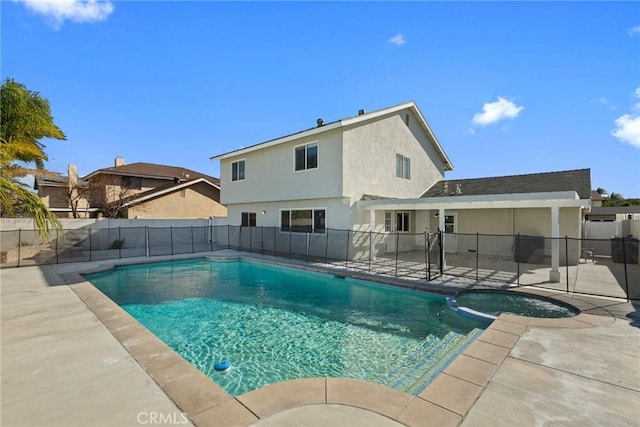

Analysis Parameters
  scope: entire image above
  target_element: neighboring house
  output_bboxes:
[36,158,226,219]
[590,190,604,208]
[211,101,592,282]
[34,164,96,218]
[585,206,640,222]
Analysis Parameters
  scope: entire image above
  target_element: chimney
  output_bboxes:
[114,157,125,167]
[317,118,325,127]
[358,109,366,115]
[68,164,78,189]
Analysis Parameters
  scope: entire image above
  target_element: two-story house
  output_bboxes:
[36,158,227,219]
[211,101,591,282]
[211,102,452,232]
[34,164,95,218]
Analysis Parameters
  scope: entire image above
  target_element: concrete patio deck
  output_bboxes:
[1,252,639,426]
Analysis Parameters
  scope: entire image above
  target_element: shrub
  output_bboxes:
[109,238,125,249]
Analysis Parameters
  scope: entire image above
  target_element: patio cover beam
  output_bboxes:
[357,191,590,212]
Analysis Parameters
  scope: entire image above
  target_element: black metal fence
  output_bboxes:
[1,225,638,301]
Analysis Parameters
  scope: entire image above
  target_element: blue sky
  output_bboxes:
[3,1,639,197]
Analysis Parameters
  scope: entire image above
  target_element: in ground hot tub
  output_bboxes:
[446,289,580,323]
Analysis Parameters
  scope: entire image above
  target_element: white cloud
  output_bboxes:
[18,0,114,27]
[388,34,406,46]
[628,26,640,36]
[612,115,640,148]
[472,97,524,126]
[612,87,640,148]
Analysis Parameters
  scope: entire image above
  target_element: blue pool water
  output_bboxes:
[84,258,485,396]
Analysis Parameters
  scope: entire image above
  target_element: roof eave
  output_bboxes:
[121,177,220,208]
[210,122,343,161]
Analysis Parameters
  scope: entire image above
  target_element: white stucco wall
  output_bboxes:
[220,128,343,205]
[342,111,446,200]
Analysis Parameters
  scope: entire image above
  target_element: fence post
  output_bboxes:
[438,230,444,277]
[305,233,310,262]
[476,232,479,282]
[368,230,372,272]
[170,226,174,255]
[17,228,22,268]
[424,232,428,281]
[394,231,399,277]
[345,229,350,268]
[324,229,329,265]
[622,237,630,302]
[118,227,122,259]
[427,233,432,280]
[145,226,150,257]
[210,224,214,251]
[516,233,520,287]
[565,235,569,294]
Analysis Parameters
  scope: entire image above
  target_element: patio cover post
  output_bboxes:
[550,206,561,282]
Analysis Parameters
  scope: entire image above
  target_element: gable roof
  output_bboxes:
[84,162,220,185]
[210,101,453,170]
[33,174,89,189]
[120,177,221,208]
[421,168,592,200]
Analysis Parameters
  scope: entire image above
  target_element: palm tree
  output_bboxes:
[1,78,65,240]
[596,187,608,198]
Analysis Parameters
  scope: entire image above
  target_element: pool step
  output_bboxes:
[378,328,484,395]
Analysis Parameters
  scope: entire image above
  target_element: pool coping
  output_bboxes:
[62,255,618,427]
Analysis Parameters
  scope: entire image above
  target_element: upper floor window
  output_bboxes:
[295,142,318,172]
[231,160,245,182]
[121,176,142,190]
[396,154,410,179]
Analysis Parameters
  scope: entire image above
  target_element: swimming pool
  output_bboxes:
[84,258,485,396]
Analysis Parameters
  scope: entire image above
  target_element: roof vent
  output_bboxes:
[317,118,325,127]
[358,109,366,115]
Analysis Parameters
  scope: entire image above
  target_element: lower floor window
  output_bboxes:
[241,212,256,227]
[396,211,410,232]
[281,208,326,233]
[384,212,392,232]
